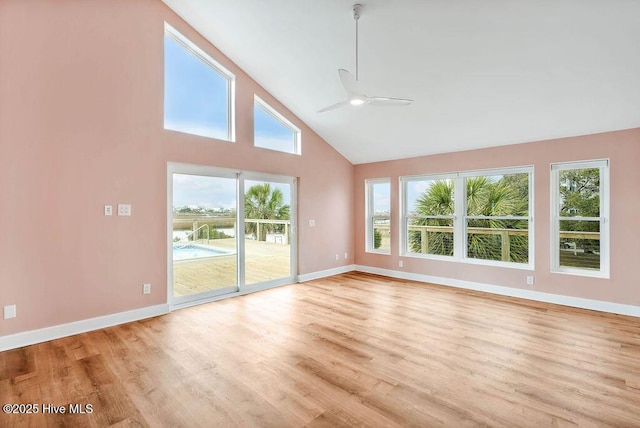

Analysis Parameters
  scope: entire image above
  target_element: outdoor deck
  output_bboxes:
[173,238,291,296]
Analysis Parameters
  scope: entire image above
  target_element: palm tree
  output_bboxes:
[466,179,528,262]
[410,180,455,256]
[244,183,290,241]
[411,176,529,262]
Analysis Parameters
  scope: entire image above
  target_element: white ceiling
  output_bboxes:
[162,0,640,164]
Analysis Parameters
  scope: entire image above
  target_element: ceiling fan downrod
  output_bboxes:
[316,3,413,113]
[353,4,362,81]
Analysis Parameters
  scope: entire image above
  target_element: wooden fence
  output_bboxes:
[375,225,599,261]
[174,218,290,244]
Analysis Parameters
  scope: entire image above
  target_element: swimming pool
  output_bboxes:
[173,244,234,261]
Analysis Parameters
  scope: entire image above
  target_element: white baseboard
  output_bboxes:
[297,264,356,283]
[354,265,640,318]
[0,304,170,352]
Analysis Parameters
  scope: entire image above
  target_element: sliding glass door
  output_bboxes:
[243,179,292,286]
[170,170,239,305]
[168,164,296,307]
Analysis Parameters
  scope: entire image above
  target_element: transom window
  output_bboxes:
[551,160,609,277]
[401,166,533,268]
[254,96,301,155]
[164,23,235,141]
[365,179,391,254]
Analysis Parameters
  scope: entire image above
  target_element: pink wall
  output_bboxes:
[355,128,640,306]
[0,0,354,336]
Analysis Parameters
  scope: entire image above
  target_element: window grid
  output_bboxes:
[462,170,532,266]
[401,167,533,269]
[366,179,391,254]
[401,175,457,259]
[404,215,455,257]
[550,160,609,278]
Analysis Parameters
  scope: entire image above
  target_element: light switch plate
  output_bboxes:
[118,204,132,216]
[104,205,113,216]
[308,219,316,227]
[4,305,16,319]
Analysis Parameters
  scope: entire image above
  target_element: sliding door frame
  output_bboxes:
[167,162,297,310]
[241,171,297,291]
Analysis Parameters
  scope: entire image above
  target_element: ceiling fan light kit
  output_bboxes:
[318,3,413,113]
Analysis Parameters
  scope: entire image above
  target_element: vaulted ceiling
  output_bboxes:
[163,0,640,164]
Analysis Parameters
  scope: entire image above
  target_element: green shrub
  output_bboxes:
[209,227,232,240]
[374,229,382,249]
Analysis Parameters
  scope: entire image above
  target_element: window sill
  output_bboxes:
[401,252,534,271]
[366,249,391,255]
[551,268,609,279]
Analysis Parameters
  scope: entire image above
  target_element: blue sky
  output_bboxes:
[164,35,229,140]
[164,34,295,150]
[372,182,390,214]
[173,174,291,211]
[254,103,295,153]
[166,33,296,208]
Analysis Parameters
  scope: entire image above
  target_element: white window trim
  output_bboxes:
[550,159,609,278]
[164,23,236,142]
[254,95,302,155]
[366,178,391,255]
[400,172,457,259]
[462,166,534,269]
[400,166,534,270]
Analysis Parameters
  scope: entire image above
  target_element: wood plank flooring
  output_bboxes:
[1,272,640,427]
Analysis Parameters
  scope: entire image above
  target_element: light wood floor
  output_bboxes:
[1,272,639,427]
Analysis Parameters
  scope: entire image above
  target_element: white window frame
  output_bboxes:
[400,173,457,261]
[400,166,534,270]
[254,95,302,155]
[167,163,297,309]
[460,166,534,269]
[164,23,236,142]
[365,178,391,255]
[550,159,609,278]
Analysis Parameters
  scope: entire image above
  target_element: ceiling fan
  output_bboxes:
[318,4,413,113]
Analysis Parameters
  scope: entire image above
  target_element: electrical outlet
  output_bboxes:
[143,283,151,294]
[4,304,16,319]
[526,276,534,286]
[344,252,348,259]
[309,219,316,227]
[104,205,113,216]
[399,260,404,268]
[335,254,339,261]
[118,204,132,216]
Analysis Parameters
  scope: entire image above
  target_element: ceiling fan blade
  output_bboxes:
[368,96,413,107]
[338,69,359,94]
[318,100,350,113]
[320,5,415,114]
